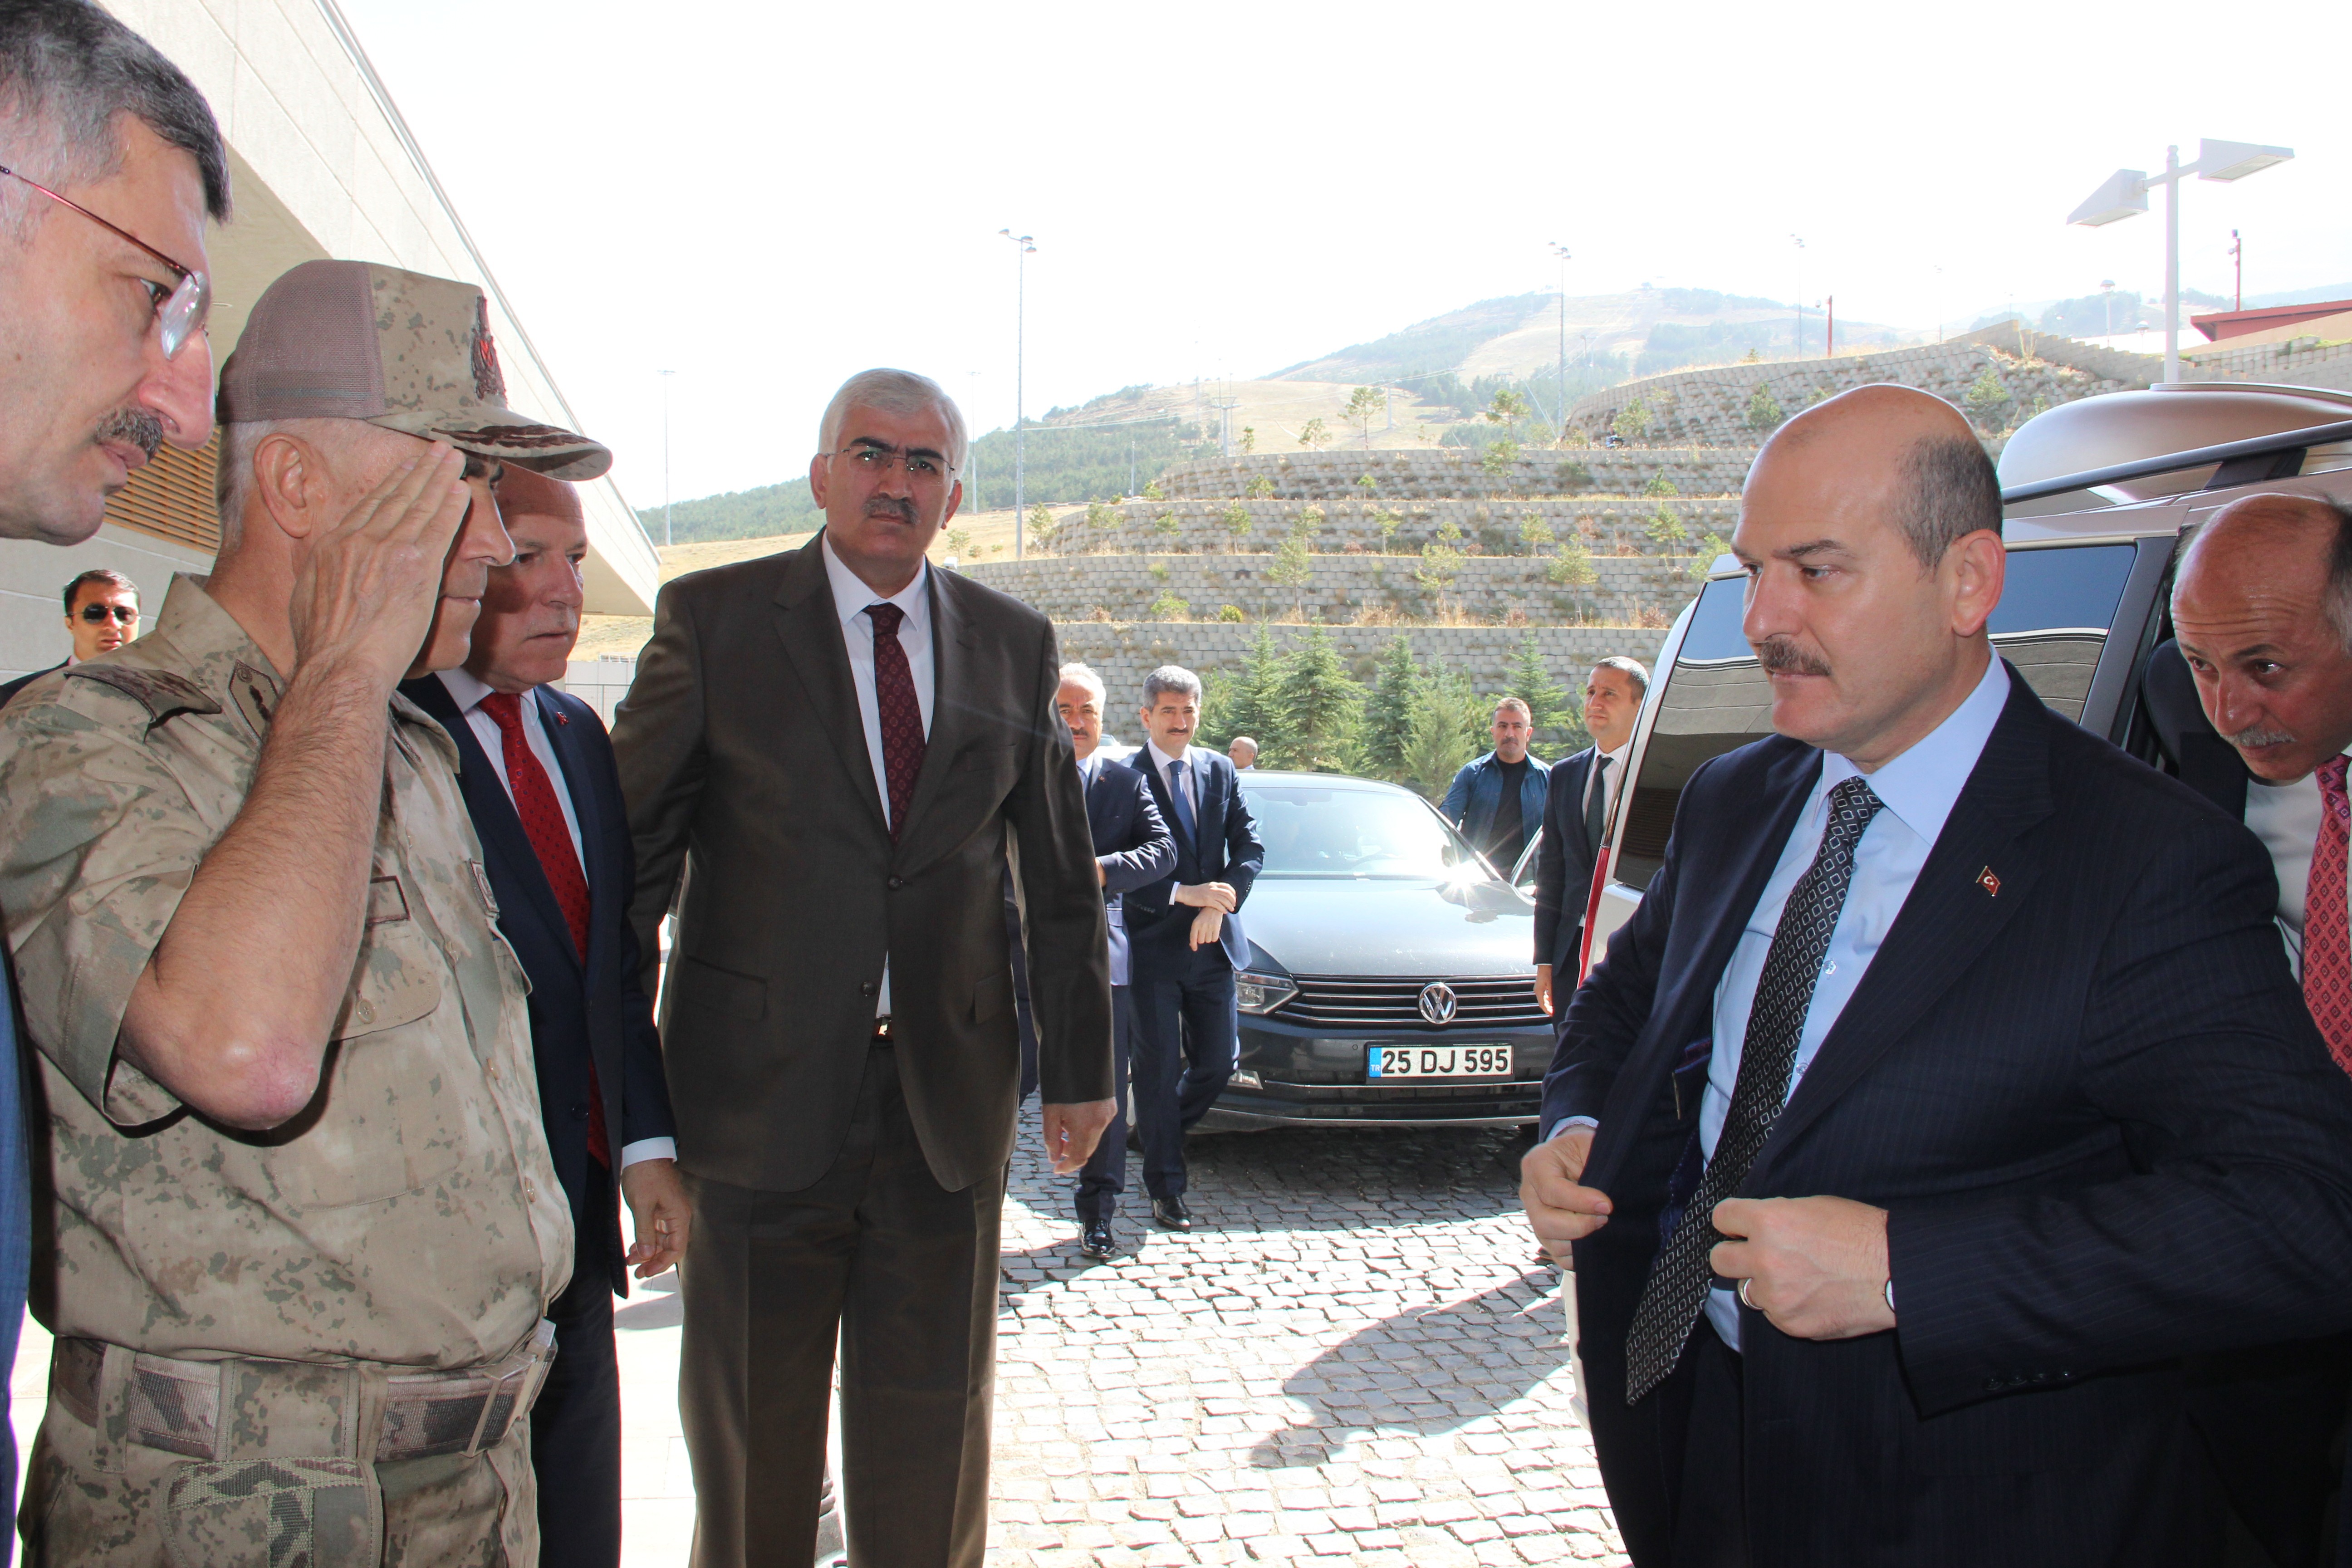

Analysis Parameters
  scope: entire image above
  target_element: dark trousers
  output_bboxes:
[2188,1334,2352,1568]
[1075,985,1132,1225]
[677,1046,1004,1568]
[534,1200,621,1568]
[1130,941,1238,1200]
[1671,1327,1749,1568]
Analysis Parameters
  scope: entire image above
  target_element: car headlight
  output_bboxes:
[1234,970,1298,1014]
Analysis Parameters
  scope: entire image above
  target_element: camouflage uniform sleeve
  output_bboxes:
[0,682,219,1124]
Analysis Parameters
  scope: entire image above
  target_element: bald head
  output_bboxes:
[495,465,585,529]
[2171,492,2352,783]
[1734,384,2007,768]
[470,466,589,693]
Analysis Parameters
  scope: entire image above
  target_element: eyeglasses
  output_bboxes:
[823,444,954,481]
[0,165,211,359]
[78,603,138,625]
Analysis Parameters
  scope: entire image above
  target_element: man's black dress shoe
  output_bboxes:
[1152,1196,1191,1231]
[1080,1222,1118,1260]
[1125,1126,1144,1154]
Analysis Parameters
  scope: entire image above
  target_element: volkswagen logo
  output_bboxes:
[1417,982,1459,1027]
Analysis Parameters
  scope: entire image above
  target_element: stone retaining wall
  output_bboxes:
[962,551,1707,626]
[2181,338,2352,394]
[1050,622,1676,713]
[1148,447,1757,502]
[1009,494,1742,561]
[1566,336,2122,447]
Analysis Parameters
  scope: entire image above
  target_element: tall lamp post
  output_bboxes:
[2068,138,2293,382]
[1790,235,1806,358]
[999,229,1036,555]
[1549,241,1571,438]
[659,368,675,548]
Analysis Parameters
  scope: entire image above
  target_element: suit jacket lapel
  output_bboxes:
[540,691,616,952]
[1667,745,1823,1042]
[894,566,980,853]
[1758,679,2057,1168]
[773,534,889,838]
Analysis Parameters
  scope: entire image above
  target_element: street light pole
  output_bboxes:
[1791,235,1806,358]
[1000,229,1035,555]
[1549,241,1571,439]
[2068,137,2293,383]
[659,368,675,548]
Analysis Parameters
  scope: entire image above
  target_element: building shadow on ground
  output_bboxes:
[1247,1269,1571,1468]
[612,1267,681,1332]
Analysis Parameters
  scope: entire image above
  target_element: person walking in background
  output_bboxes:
[0,568,139,706]
[2,257,612,1562]
[1126,666,1264,1234]
[0,5,227,1547]
[1052,662,1174,1260]
[401,466,690,1568]
[612,368,1114,1568]
[2156,491,2352,1568]
[1228,735,1258,770]
[1522,385,2352,1566]
[1441,697,1549,872]
[1531,657,1647,1016]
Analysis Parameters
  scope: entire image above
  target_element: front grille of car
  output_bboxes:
[1275,975,1548,1031]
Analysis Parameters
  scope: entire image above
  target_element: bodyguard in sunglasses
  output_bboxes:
[0,569,138,709]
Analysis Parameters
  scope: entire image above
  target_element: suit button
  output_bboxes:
[860,981,877,998]
[887,876,904,890]
[573,1103,590,1121]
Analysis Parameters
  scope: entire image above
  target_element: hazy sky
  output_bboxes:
[341,0,2349,510]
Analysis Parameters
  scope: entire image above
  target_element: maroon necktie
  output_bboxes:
[480,691,610,1167]
[2308,756,2352,1075]
[866,603,926,840]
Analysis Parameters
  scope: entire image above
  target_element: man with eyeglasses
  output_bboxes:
[613,367,1115,1567]
[0,569,140,707]
[0,5,228,1553]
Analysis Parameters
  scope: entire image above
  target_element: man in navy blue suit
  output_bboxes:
[1531,656,1646,1019]
[1125,666,1264,1232]
[1522,385,2352,1567]
[1049,663,1175,1259]
[403,468,687,1568]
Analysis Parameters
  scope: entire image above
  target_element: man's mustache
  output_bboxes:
[863,497,916,524]
[1756,636,1832,678]
[2228,723,2298,749]
[96,407,164,463]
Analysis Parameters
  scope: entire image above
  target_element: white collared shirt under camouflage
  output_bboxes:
[0,574,570,1369]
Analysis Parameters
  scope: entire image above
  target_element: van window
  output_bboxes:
[1615,543,2137,890]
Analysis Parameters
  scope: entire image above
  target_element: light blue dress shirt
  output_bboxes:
[1700,655,2010,1351]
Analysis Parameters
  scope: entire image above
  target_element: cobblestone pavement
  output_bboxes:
[9,1110,1629,1568]
[987,1109,1627,1567]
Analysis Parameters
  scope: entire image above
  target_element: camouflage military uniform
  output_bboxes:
[0,576,573,1566]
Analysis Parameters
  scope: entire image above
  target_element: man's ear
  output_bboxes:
[251,431,324,540]
[1948,529,2006,639]
[808,452,831,509]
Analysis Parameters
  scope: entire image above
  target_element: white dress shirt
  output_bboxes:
[2244,747,2352,980]
[1145,740,1200,829]
[435,668,673,1170]
[822,535,936,1015]
[1699,656,2010,1350]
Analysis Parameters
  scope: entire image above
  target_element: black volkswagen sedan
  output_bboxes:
[1201,770,1552,1129]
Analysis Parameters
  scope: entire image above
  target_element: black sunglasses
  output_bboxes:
[78,604,138,625]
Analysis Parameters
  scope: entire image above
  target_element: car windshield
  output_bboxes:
[1242,784,1481,879]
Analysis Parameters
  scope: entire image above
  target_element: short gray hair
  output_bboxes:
[1493,696,1531,721]
[0,0,230,244]
[215,419,293,554]
[1142,665,1202,706]
[1591,656,1651,699]
[817,368,969,475]
[1057,661,1106,702]
[1894,433,2001,571]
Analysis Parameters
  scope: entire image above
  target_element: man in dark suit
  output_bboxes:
[1125,666,1265,1232]
[1532,655,1647,1016]
[0,568,139,706]
[612,369,1115,1568]
[1048,662,1175,1259]
[2161,491,2352,1568]
[1522,385,2352,1567]
[401,467,687,1568]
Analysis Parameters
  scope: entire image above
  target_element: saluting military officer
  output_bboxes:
[0,259,611,1566]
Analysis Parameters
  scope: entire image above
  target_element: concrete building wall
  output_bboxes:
[0,527,213,679]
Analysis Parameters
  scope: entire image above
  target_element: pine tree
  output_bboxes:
[1402,662,1482,799]
[1504,632,1574,755]
[1357,635,1426,783]
[1200,626,1287,759]
[1271,624,1364,774]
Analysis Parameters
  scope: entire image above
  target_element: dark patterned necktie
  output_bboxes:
[867,603,925,840]
[2308,756,2352,1073]
[480,691,609,1168]
[1622,774,1884,1403]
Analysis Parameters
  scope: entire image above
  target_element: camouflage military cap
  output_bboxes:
[216,259,612,481]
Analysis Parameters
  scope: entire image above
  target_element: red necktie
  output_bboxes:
[2308,756,2352,1075]
[480,691,610,1166]
[866,603,926,840]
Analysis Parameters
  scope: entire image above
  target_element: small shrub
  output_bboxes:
[1612,397,1653,441]
[1376,509,1403,553]
[1689,532,1733,579]
[1149,560,1171,582]
[1745,384,1783,431]
[1153,511,1178,536]
[1217,604,1245,623]
[1519,513,1556,554]
[1028,503,1057,551]
[1221,502,1252,544]
[1547,538,1597,586]
[1298,417,1328,450]
[1142,478,1165,500]
[1240,426,1257,454]
[1480,440,1521,480]
[1643,472,1680,497]
[1148,592,1190,621]
[1356,473,1377,492]
[1554,461,1592,492]
[1247,475,1275,498]
[1646,503,1687,544]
